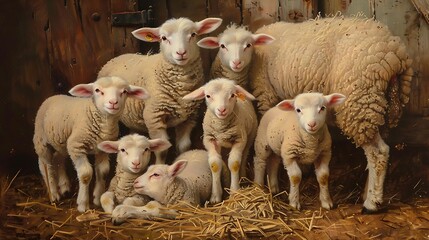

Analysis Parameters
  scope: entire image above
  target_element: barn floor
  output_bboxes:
[0,142,428,239]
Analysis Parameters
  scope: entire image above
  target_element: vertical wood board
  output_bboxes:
[279,0,317,22]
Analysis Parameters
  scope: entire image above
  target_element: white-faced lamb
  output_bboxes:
[97,134,171,213]
[254,92,346,210]
[197,24,275,88]
[183,78,257,203]
[33,76,149,212]
[249,16,414,213]
[110,149,230,224]
[98,17,222,164]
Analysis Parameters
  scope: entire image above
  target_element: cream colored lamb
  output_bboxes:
[183,78,257,203]
[110,150,230,224]
[254,92,346,210]
[98,17,222,164]
[33,76,149,212]
[249,16,414,213]
[197,24,274,87]
[97,134,171,213]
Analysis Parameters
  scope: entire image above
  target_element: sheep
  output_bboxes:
[253,92,346,210]
[248,16,414,213]
[33,76,149,212]
[183,78,258,203]
[97,134,172,213]
[197,24,275,88]
[98,17,223,164]
[110,149,230,224]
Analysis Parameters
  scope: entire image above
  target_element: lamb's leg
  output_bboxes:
[266,155,281,194]
[175,118,196,154]
[100,191,115,213]
[111,201,177,225]
[70,154,93,212]
[36,146,60,202]
[283,158,302,210]
[93,153,110,206]
[228,141,246,191]
[253,134,272,187]
[361,132,389,213]
[204,138,223,203]
[122,195,151,207]
[55,152,71,196]
[314,151,333,210]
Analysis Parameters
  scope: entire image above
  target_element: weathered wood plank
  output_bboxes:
[279,0,317,22]
[389,117,429,147]
[167,0,207,21]
[321,0,351,16]
[242,0,279,32]
[110,0,140,56]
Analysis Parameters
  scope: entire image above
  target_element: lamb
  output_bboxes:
[98,17,223,164]
[197,24,275,88]
[183,78,258,203]
[249,16,414,213]
[33,76,149,212]
[97,134,171,213]
[110,149,230,224]
[254,92,346,210]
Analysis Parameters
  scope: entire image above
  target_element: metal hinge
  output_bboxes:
[112,7,154,27]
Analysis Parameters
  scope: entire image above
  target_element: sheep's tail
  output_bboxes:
[385,66,413,128]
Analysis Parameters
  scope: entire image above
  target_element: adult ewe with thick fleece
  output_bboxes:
[183,78,257,203]
[33,77,149,212]
[254,92,346,210]
[110,150,230,224]
[197,24,275,88]
[249,16,413,213]
[97,134,171,213]
[98,17,222,164]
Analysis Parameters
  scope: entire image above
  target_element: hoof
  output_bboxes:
[112,219,125,226]
[361,205,388,214]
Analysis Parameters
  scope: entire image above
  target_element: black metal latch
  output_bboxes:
[112,7,154,27]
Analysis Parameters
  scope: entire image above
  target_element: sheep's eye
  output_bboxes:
[152,173,159,177]
[220,44,226,49]
[296,108,301,113]
[122,89,128,94]
[206,95,211,99]
[161,36,167,41]
[320,106,326,111]
[191,32,197,37]
[95,89,100,93]
[231,94,235,98]
[246,43,252,48]
[120,148,125,152]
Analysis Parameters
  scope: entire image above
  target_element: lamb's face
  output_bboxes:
[205,82,238,119]
[117,135,152,174]
[133,165,170,202]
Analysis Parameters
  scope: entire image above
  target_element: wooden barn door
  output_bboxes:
[0,0,149,175]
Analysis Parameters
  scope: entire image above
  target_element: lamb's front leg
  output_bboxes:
[175,117,197,154]
[94,152,110,206]
[314,151,333,210]
[228,141,246,191]
[71,154,93,212]
[111,201,177,225]
[204,138,223,203]
[283,158,302,210]
[144,108,169,164]
[149,128,169,164]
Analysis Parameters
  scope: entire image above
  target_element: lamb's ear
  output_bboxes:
[183,87,206,100]
[69,83,94,98]
[168,160,188,178]
[235,85,255,101]
[277,99,295,111]
[132,27,160,42]
[324,93,346,107]
[196,18,223,35]
[252,33,275,46]
[197,37,220,49]
[128,85,150,100]
[97,141,119,153]
[148,139,172,152]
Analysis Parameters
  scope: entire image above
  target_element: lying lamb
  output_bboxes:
[249,16,413,213]
[33,76,149,212]
[197,24,274,88]
[97,134,171,213]
[253,92,346,210]
[183,78,257,203]
[110,150,230,224]
[98,17,222,164]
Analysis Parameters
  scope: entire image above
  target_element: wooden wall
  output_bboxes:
[0,0,428,175]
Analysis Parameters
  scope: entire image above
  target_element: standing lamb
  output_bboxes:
[183,78,258,203]
[110,150,230,224]
[98,17,222,164]
[254,92,346,210]
[249,16,414,213]
[197,24,275,88]
[33,76,149,212]
[97,134,171,213]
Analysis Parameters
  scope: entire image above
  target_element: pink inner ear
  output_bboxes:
[254,35,274,45]
[201,39,219,48]
[99,143,118,153]
[329,95,344,105]
[277,101,295,111]
[70,86,93,97]
[197,19,220,34]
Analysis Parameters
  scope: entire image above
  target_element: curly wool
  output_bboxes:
[108,166,150,204]
[250,17,413,146]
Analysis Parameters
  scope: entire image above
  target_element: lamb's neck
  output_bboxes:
[218,63,250,88]
[163,178,187,205]
[113,166,141,201]
[88,102,120,138]
[157,56,205,93]
[206,107,238,132]
[299,126,326,148]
